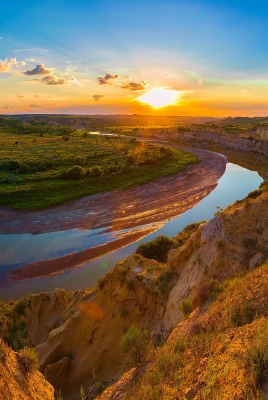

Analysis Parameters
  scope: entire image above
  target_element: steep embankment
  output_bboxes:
[26,258,165,399]
[23,180,267,399]
[162,182,268,330]
[96,183,268,400]
[0,340,54,400]
[181,130,268,157]
[103,262,268,400]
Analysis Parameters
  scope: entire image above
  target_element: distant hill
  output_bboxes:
[1,114,220,129]
[209,116,268,126]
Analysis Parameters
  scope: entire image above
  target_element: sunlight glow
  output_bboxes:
[137,88,180,108]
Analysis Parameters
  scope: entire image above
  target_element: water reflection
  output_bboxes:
[0,162,262,300]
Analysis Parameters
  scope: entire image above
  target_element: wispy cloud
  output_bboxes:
[29,104,44,108]
[14,48,50,54]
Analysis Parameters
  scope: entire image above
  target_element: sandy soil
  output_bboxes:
[10,224,160,282]
[2,146,226,282]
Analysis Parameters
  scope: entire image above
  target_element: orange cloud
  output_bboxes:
[0,58,25,73]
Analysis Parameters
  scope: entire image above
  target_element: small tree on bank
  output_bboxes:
[120,325,150,365]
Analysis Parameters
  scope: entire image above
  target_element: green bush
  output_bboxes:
[179,299,193,316]
[18,347,39,373]
[120,325,150,365]
[228,299,255,327]
[61,165,86,180]
[247,338,268,385]
[18,162,33,174]
[156,267,178,295]
[91,166,102,176]
[13,296,31,316]
[0,295,31,351]
[74,155,87,165]
[136,235,176,262]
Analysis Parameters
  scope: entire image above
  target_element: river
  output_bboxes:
[0,155,263,301]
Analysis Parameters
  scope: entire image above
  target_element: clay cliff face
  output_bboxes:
[26,258,164,399]
[162,187,268,330]
[183,131,268,156]
[0,340,54,400]
[25,181,267,400]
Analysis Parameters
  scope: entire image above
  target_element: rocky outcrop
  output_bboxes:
[183,131,268,156]
[256,127,268,141]
[162,184,268,330]
[27,259,164,399]
[0,341,54,400]
[96,367,138,400]
[27,288,68,347]
[97,254,268,400]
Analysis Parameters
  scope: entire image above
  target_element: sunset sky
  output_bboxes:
[1,0,268,116]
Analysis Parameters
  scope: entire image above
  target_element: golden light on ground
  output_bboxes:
[137,88,180,108]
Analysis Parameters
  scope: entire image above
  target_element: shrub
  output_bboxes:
[136,235,176,262]
[126,279,135,290]
[174,334,187,353]
[228,299,255,327]
[13,296,31,316]
[118,305,129,319]
[18,162,32,174]
[55,390,64,400]
[194,279,222,307]
[246,337,268,385]
[156,267,178,295]
[61,165,86,180]
[120,325,150,365]
[217,238,225,248]
[74,155,87,165]
[242,237,257,248]
[97,276,108,290]
[18,347,39,373]
[179,299,193,316]
[0,295,31,351]
[247,189,261,199]
[91,166,102,176]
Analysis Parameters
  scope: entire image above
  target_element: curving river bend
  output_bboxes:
[0,143,263,300]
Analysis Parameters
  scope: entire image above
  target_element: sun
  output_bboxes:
[137,88,180,108]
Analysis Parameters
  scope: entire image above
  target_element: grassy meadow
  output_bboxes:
[0,126,198,210]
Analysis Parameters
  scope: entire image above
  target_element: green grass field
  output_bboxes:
[0,129,198,210]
